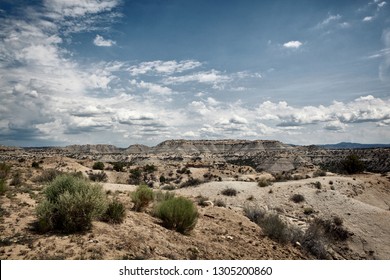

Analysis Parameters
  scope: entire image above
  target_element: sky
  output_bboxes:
[0,0,389,147]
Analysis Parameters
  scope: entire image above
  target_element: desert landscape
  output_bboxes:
[1,139,389,260]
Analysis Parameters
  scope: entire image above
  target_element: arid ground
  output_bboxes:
[1,142,389,260]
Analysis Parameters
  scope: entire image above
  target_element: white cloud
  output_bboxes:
[378,1,387,8]
[129,60,202,76]
[93,34,116,47]
[363,16,374,22]
[163,69,231,86]
[283,41,303,49]
[44,0,120,18]
[130,80,173,95]
[256,96,390,128]
[316,14,342,28]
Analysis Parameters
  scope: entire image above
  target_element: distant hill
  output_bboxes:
[318,142,390,149]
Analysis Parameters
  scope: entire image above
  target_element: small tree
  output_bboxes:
[129,168,142,185]
[92,162,105,170]
[341,154,364,174]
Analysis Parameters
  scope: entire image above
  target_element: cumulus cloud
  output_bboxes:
[256,95,390,127]
[283,41,303,49]
[93,34,116,47]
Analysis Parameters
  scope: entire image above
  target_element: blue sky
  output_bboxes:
[0,0,389,147]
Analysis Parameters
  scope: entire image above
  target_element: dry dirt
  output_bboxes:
[1,155,389,260]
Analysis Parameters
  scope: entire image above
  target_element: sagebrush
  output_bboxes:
[131,185,154,211]
[154,196,198,234]
[36,174,108,233]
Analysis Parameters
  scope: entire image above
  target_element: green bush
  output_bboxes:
[101,199,126,224]
[154,197,198,234]
[92,162,105,170]
[36,174,108,233]
[32,161,40,168]
[131,185,154,212]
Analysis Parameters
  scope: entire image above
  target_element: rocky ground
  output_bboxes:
[1,143,390,260]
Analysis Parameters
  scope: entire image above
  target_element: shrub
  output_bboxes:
[313,181,322,189]
[154,190,175,202]
[154,197,198,234]
[32,161,40,168]
[92,162,105,170]
[161,185,175,191]
[257,178,271,187]
[301,222,329,259]
[290,194,305,203]
[129,168,142,185]
[244,205,302,244]
[0,179,6,196]
[213,199,226,207]
[244,205,266,223]
[88,171,108,182]
[179,178,202,188]
[10,172,23,187]
[159,175,166,183]
[112,162,126,172]
[196,195,209,207]
[34,169,63,183]
[0,162,11,179]
[143,164,156,173]
[131,185,154,212]
[36,174,108,233]
[304,207,314,215]
[221,187,237,196]
[301,216,351,259]
[101,199,126,224]
[341,154,364,174]
[313,170,327,177]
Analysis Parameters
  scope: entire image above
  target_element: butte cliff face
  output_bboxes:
[3,139,388,173]
[144,139,292,155]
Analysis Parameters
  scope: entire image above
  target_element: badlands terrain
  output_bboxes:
[1,139,389,260]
